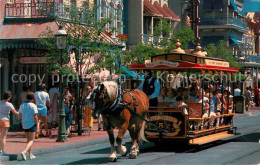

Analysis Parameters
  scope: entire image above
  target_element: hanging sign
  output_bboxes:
[19,57,47,64]
[205,59,229,67]
[145,60,179,68]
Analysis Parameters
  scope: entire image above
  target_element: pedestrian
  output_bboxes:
[83,86,93,128]
[19,91,38,160]
[34,84,50,138]
[64,86,73,135]
[18,86,28,106]
[245,87,252,111]
[234,85,241,96]
[254,86,259,107]
[0,91,19,155]
[48,83,59,128]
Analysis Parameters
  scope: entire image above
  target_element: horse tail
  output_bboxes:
[138,121,149,143]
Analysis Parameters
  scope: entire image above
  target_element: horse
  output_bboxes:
[89,81,149,162]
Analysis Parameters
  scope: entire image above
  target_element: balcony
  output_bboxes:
[199,17,247,32]
[142,34,162,45]
[4,2,91,24]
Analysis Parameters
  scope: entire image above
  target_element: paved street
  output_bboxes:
[5,111,260,165]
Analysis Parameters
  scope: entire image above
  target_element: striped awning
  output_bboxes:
[229,37,242,45]
[230,0,246,17]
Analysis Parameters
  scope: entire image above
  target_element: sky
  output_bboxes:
[243,0,260,12]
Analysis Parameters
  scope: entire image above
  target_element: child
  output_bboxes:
[176,96,188,115]
[19,91,38,160]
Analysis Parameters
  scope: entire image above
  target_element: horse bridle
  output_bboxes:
[92,83,122,114]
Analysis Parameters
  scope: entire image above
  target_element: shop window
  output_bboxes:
[101,0,106,18]
[117,4,122,34]
[109,2,114,31]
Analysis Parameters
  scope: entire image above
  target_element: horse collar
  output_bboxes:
[101,85,123,114]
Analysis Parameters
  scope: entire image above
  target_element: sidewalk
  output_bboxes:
[1,119,116,162]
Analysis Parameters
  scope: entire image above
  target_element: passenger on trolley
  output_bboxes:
[214,90,224,127]
[175,96,188,115]
[202,94,216,128]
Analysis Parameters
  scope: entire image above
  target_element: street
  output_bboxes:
[7,111,260,165]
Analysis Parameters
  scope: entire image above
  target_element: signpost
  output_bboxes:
[19,57,47,64]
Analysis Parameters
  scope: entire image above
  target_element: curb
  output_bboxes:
[0,134,130,162]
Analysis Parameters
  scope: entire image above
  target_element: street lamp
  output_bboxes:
[55,25,68,142]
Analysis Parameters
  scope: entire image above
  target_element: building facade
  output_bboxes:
[0,0,122,106]
[199,0,247,50]
[124,0,180,47]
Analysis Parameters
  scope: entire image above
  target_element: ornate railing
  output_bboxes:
[200,17,247,31]
[5,2,92,23]
[5,2,56,18]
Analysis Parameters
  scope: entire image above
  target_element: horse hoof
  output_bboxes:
[108,157,117,162]
[129,154,137,159]
[119,146,128,156]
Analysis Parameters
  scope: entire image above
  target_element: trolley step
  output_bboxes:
[189,131,235,145]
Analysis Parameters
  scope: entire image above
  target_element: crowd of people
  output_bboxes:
[0,83,94,161]
[0,72,259,160]
[138,70,256,130]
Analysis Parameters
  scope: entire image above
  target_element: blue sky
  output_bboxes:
[243,0,260,12]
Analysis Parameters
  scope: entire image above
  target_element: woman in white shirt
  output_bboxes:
[0,91,19,155]
[34,84,50,138]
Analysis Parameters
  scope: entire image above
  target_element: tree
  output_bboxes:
[124,43,164,64]
[124,25,195,64]
[37,2,123,135]
[204,40,241,68]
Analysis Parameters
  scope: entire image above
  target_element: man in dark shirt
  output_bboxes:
[138,70,160,107]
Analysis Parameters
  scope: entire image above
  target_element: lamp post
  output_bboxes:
[55,25,68,142]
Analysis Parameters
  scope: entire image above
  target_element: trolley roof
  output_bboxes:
[130,41,239,73]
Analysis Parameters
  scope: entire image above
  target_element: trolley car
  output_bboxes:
[130,40,239,145]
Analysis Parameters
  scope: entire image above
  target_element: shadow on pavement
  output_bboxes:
[67,157,108,164]
[81,147,111,154]
[231,133,260,142]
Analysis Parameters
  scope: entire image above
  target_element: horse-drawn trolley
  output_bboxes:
[130,40,239,145]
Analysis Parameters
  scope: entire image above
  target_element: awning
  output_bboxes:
[143,0,162,17]
[162,4,180,21]
[0,22,58,40]
[229,37,242,45]
[0,21,122,50]
[230,0,246,17]
[153,1,172,20]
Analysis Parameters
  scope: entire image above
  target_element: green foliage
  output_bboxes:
[173,26,195,49]
[37,3,121,76]
[125,25,195,64]
[153,18,195,49]
[154,19,173,37]
[204,40,241,68]
[124,43,164,64]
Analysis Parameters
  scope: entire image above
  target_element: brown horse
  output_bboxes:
[90,81,149,162]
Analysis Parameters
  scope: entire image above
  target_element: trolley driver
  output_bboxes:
[138,70,160,107]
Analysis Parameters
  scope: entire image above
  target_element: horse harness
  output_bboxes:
[98,85,168,133]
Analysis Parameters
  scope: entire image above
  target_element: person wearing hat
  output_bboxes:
[138,70,160,107]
